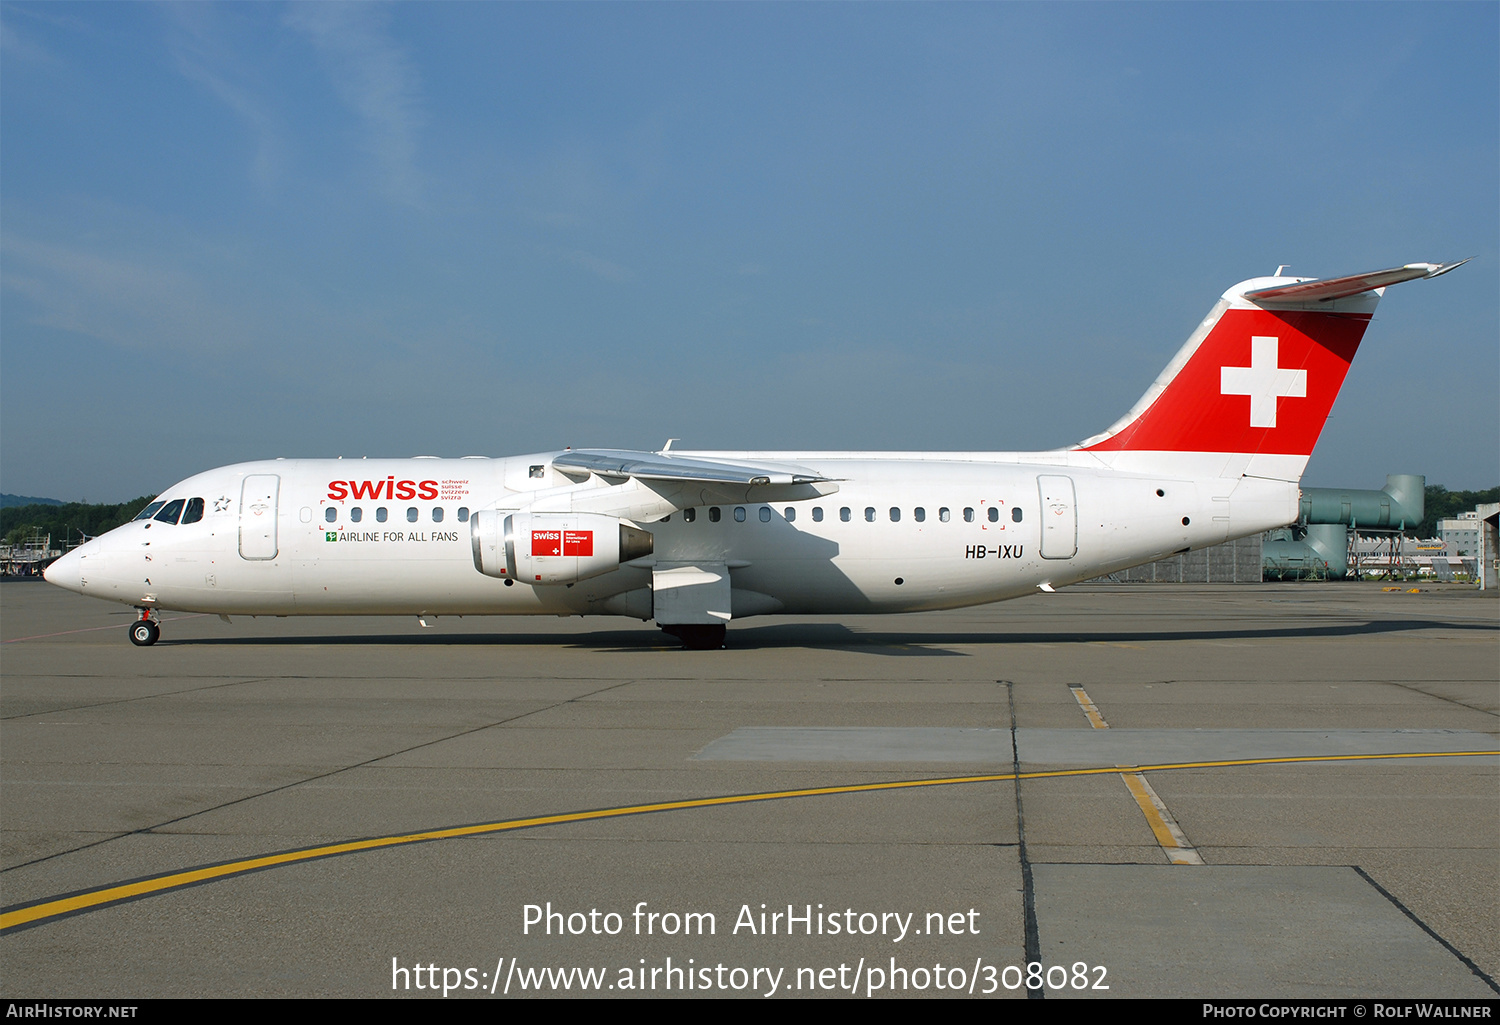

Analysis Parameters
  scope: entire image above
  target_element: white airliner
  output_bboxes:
[44,261,1465,648]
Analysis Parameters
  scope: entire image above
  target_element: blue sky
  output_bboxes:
[3,2,1496,501]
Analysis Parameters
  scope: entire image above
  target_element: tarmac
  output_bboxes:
[1,579,1495,999]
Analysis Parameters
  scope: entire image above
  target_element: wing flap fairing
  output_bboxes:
[552,449,834,487]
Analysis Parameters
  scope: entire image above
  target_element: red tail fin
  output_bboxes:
[1078,262,1464,478]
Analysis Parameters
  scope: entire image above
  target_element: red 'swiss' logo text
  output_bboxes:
[327,479,439,501]
[531,530,593,557]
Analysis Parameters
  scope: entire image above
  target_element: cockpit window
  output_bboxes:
[181,498,205,524]
[153,499,186,525]
[135,501,166,521]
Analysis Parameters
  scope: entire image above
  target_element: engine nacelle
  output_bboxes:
[471,510,653,584]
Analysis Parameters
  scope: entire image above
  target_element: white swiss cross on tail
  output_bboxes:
[1219,336,1307,429]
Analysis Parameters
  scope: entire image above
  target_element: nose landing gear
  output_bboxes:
[129,609,160,646]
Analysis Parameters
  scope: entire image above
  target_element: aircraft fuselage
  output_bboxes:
[48,452,1295,619]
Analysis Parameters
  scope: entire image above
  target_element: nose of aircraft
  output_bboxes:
[43,547,85,593]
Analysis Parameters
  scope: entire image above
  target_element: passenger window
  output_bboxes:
[759,507,771,522]
[709,507,721,522]
[865,507,876,522]
[785,507,796,522]
[964,508,975,522]
[939,507,950,522]
[351,507,363,523]
[1012,507,1023,522]
[154,499,185,524]
[181,498,205,524]
[135,501,166,521]
[914,507,925,522]
[432,507,444,523]
[376,507,388,523]
[734,507,746,522]
[988,507,1000,522]
[457,507,469,522]
[840,507,851,522]
[407,507,418,522]
[325,507,338,523]
[812,507,824,522]
[889,507,900,522]
[684,508,696,523]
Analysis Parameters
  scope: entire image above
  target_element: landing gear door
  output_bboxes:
[653,563,731,624]
[1037,474,1077,560]
[239,474,280,560]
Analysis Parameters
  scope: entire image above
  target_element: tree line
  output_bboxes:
[2,498,155,548]
[1423,485,1500,529]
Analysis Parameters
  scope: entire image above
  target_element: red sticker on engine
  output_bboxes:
[531,530,562,557]
[563,530,593,556]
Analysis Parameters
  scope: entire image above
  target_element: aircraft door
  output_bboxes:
[1037,475,1077,559]
[239,474,280,560]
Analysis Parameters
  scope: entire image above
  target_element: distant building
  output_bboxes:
[1437,505,1498,557]
[1443,503,1500,591]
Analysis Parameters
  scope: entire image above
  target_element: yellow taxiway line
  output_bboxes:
[1120,770,1206,865]
[2,749,1493,932]
[1068,685,1110,729]
[1070,685,1205,864]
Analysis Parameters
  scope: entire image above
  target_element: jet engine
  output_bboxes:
[470,510,653,584]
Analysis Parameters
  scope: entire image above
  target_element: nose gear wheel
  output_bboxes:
[129,610,160,646]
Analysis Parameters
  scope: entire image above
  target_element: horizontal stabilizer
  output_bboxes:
[1243,260,1469,304]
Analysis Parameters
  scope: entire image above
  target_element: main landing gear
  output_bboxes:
[660,623,727,650]
[129,609,160,647]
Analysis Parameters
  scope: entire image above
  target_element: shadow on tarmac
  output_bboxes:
[153,616,1495,656]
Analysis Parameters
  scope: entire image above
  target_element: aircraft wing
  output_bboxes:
[553,449,834,486]
[1243,260,1470,303]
